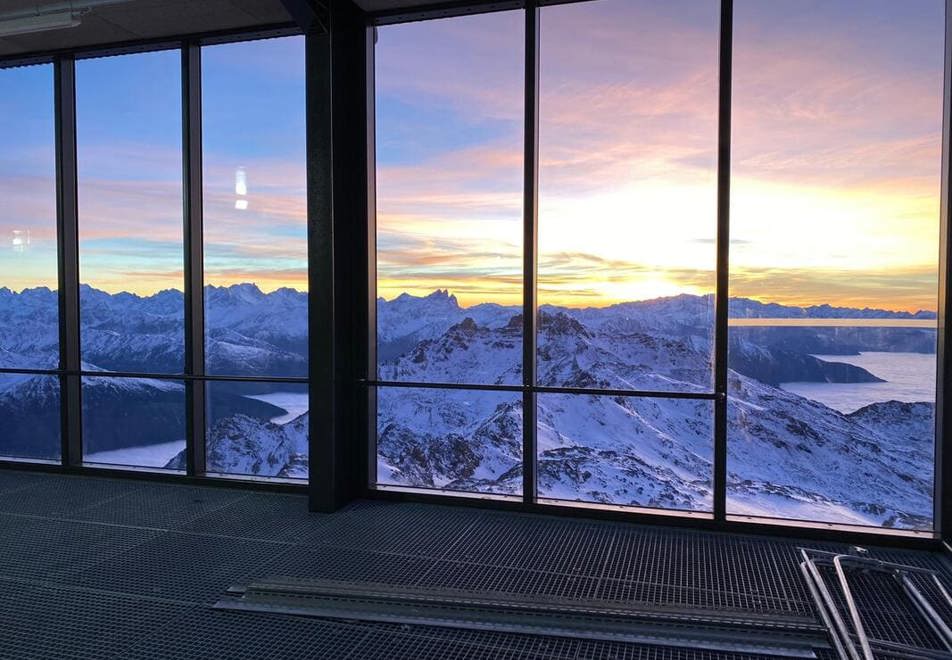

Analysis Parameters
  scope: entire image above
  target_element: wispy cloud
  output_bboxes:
[373,0,943,311]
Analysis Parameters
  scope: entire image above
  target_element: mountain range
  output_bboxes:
[0,285,938,528]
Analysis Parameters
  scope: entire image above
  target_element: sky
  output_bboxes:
[0,36,306,297]
[0,2,944,313]
[375,0,945,312]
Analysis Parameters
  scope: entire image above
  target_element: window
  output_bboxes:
[82,375,186,469]
[370,0,945,531]
[0,64,60,460]
[727,0,943,530]
[534,0,719,509]
[77,50,185,468]
[373,11,525,496]
[202,36,308,478]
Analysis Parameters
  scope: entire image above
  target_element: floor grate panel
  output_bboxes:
[1,467,950,660]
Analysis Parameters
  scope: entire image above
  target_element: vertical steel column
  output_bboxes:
[55,55,82,466]
[713,0,734,521]
[935,0,952,540]
[307,21,336,511]
[522,1,540,504]
[182,43,206,476]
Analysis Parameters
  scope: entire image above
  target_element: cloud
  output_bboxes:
[371,0,944,310]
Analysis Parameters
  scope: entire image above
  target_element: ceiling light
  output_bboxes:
[0,11,81,38]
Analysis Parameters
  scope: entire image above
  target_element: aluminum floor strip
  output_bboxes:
[216,576,831,657]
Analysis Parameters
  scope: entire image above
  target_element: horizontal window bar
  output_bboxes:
[724,514,936,539]
[0,368,62,376]
[364,379,719,400]
[0,367,307,384]
[374,483,523,503]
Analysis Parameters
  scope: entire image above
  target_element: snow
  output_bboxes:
[0,285,939,528]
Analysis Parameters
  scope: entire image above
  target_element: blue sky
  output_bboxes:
[1,36,306,296]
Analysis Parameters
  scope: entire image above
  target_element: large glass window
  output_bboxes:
[373,12,525,495]
[374,11,524,386]
[77,50,185,468]
[76,50,184,375]
[538,0,718,390]
[376,387,522,494]
[0,64,61,461]
[727,0,943,529]
[534,0,719,509]
[0,64,59,371]
[537,394,713,511]
[370,0,945,531]
[201,36,308,479]
[82,375,185,469]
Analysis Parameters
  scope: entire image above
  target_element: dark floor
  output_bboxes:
[0,469,948,659]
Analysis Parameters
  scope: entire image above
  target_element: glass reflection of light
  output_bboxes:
[234,166,248,211]
[10,229,30,253]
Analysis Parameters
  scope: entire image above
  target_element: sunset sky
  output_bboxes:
[1,1,944,313]
[376,0,944,312]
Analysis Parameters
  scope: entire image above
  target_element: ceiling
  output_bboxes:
[0,0,471,59]
[0,0,295,57]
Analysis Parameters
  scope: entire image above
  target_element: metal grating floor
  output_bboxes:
[0,468,949,659]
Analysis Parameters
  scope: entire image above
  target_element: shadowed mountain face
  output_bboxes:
[0,286,938,527]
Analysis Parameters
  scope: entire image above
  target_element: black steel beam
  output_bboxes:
[712,0,733,522]
[521,1,540,505]
[332,0,372,510]
[306,18,335,513]
[182,43,207,477]
[280,0,329,34]
[371,0,522,25]
[936,0,952,542]
[307,0,369,513]
[54,55,82,467]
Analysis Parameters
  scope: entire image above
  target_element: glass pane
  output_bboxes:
[375,12,524,385]
[0,64,59,370]
[728,0,942,529]
[376,387,523,496]
[0,374,60,460]
[82,375,185,469]
[202,37,308,378]
[537,394,713,511]
[77,51,184,374]
[204,381,308,479]
[537,0,719,393]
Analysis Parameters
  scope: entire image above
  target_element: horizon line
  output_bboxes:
[1,283,936,316]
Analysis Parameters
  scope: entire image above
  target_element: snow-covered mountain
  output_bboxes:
[373,291,936,529]
[166,410,308,479]
[0,284,308,376]
[0,285,938,527]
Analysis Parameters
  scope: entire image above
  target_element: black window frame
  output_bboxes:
[0,0,949,549]
[361,0,952,546]
[0,23,311,490]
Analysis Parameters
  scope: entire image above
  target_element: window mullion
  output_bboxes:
[522,1,541,506]
[713,0,734,522]
[182,42,206,477]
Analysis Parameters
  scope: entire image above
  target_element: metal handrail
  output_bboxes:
[800,548,952,660]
